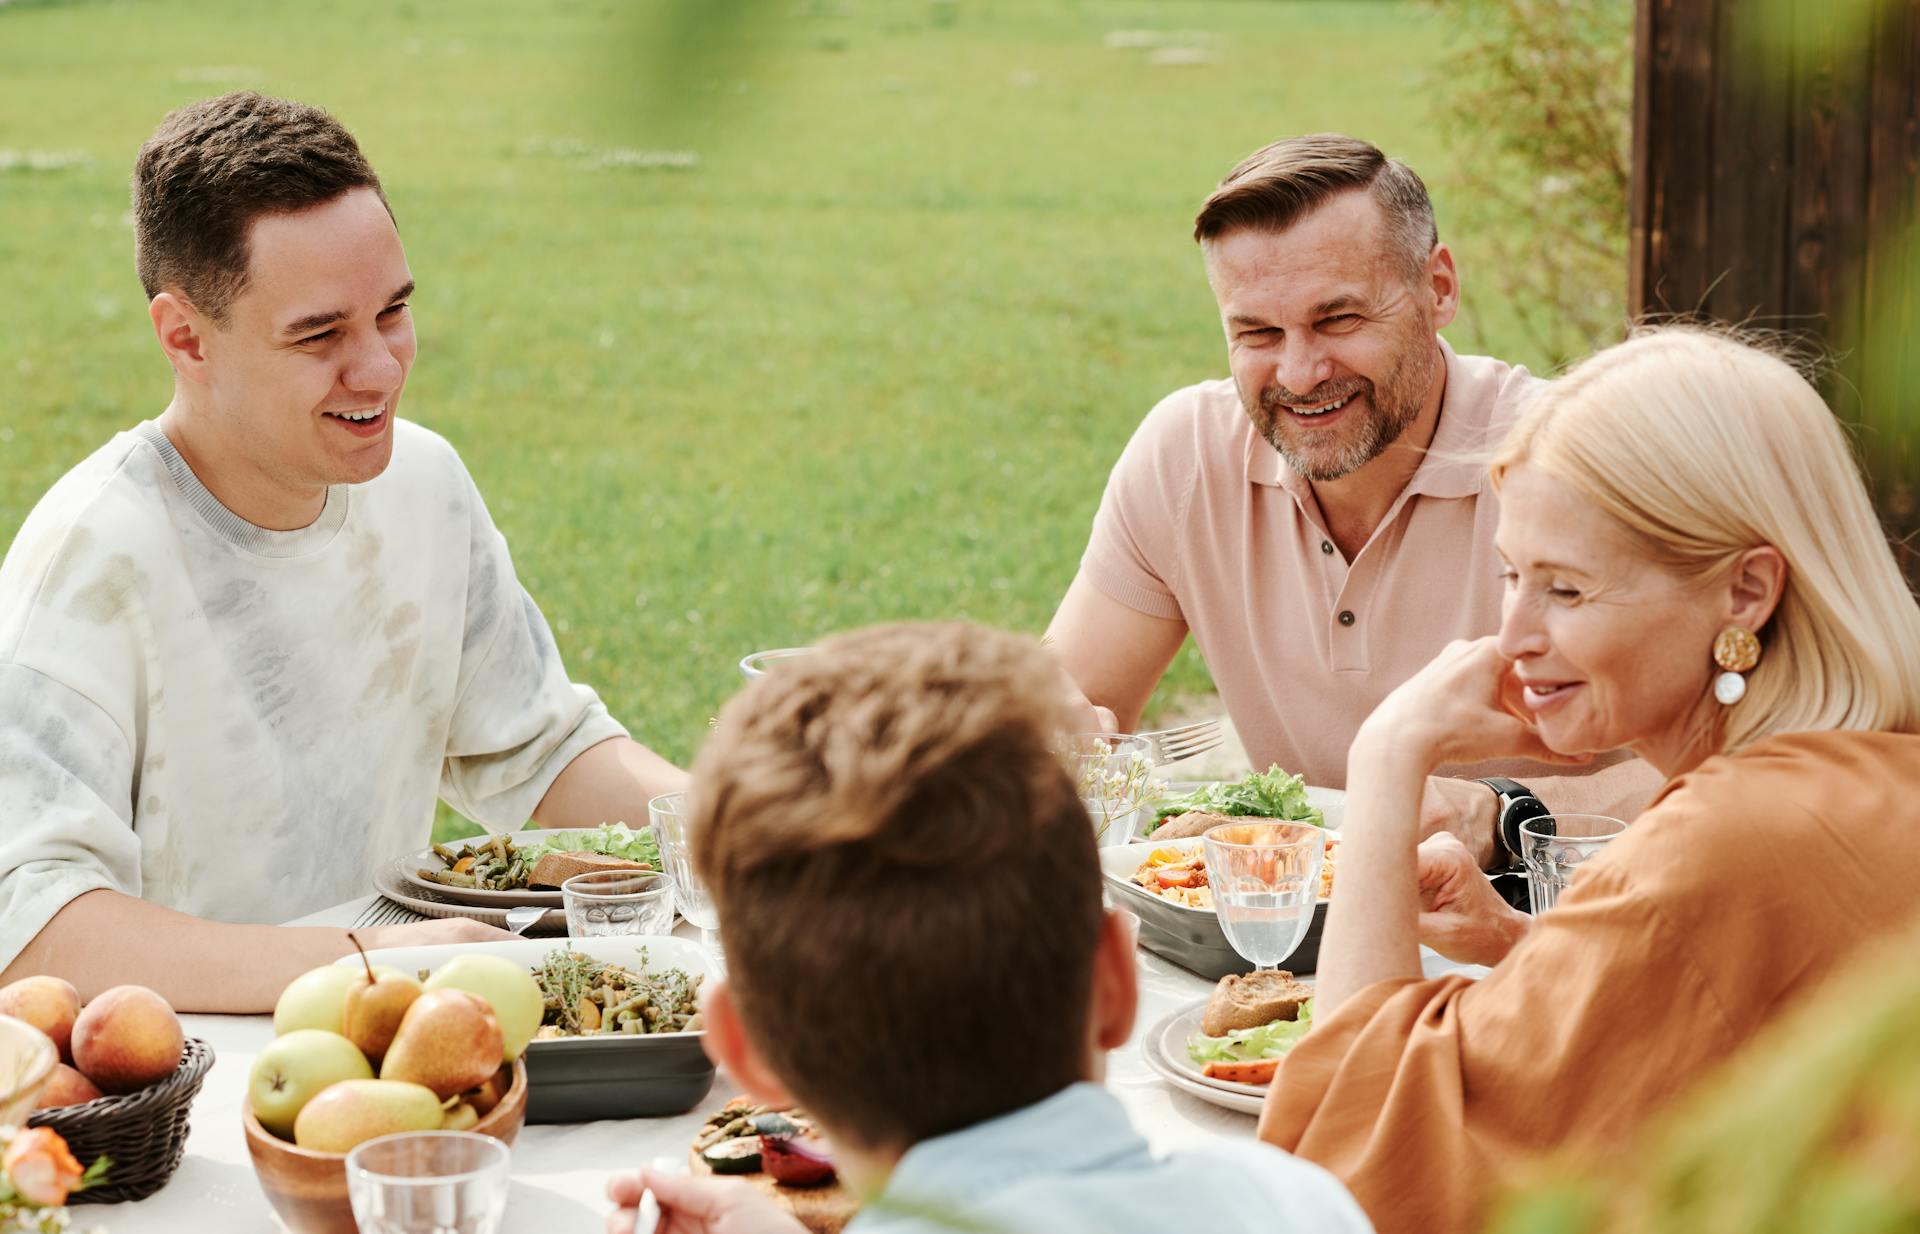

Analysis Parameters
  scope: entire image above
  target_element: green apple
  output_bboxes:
[274,963,409,1037]
[248,1030,374,1140]
[423,955,544,1062]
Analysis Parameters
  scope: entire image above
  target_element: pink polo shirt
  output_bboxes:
[1082,338,1544,789]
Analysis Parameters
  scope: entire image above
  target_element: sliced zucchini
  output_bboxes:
[701,1138,763,1175]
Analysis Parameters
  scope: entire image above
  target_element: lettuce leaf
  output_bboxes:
[520,822,661,869]
[1150,765,1323,828]
[1187,1001,1314,1066]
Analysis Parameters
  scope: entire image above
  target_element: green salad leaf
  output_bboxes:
[1150,765,1323,828]
[1187,1001,1315,1066]
[520,822,660,869]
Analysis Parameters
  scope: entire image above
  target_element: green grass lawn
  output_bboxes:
[0,0,1574,842]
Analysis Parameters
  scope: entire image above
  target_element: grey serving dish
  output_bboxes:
[1101,782,1343,980]
[351,936,716,1124]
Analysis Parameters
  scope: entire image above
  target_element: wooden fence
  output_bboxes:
[1631,0,1920,581]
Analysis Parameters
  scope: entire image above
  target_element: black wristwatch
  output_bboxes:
[1478,777,1552,912]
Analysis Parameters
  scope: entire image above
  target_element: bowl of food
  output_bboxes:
[342,936,715,1123]
[243,1058,527,1234]
[1100,769,1342,978]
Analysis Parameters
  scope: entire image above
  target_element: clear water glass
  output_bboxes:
[649,791,722,967]
[1065,732,1156,847]
[738,647,813,680]
[346,1131,511,1234]
[1521,814,1628,913]
[561,869,677,938]
[1203,821,1326,971]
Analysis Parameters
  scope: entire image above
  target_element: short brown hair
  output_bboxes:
[690,622,1102,1149]
[133,91,388,323]
[1194,132,1437,279]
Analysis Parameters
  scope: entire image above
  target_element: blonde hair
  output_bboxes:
[1491,325,1920,753]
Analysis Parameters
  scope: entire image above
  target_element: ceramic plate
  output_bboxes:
[371,863,569,931]
[397,829,659,908]
[1140,999,1271,1116]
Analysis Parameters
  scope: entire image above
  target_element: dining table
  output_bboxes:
[107,893,1479,1233]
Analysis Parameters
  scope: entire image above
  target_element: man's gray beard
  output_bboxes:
[1249,347,1432,482]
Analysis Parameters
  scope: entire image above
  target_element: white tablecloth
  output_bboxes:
[111,897,1471,1232]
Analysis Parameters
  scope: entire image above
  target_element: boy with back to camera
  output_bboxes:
[606,621,1370,1234]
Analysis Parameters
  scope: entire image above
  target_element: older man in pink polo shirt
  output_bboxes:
[1047,134,1655,878]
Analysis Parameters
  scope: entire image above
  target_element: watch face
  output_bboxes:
[1501,794,1554,865]
[1511,795,1555,834]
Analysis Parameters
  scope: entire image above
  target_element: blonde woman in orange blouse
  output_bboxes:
[1259,327,1920,1234]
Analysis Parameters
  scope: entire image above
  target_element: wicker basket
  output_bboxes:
[27,1037,215,1204]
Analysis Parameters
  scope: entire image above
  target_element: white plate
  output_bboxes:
[400,829,660,908]
[1141,999,1274,1116]
[337,935,709,1050]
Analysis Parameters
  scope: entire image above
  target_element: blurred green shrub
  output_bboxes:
[1428,0,1633,366]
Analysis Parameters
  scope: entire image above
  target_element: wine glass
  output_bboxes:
[649,791,723,971]
[1202,821,1326,971]
[738,647,813,680]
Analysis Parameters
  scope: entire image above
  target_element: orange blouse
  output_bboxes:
[1258,730,1920,1234]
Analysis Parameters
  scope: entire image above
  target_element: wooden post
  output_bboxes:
[1631,0,1920,582]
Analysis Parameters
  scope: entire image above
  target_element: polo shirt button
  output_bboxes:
[1338,610,1356,627]
[1320,540,1334,555]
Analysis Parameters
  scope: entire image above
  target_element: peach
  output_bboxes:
[0,977,81,1063]
[31,1063,103,1110]
[71,986,184,1095]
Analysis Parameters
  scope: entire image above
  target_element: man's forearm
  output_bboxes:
[1,888,373,1011]
[1437,756,1666,871]
[1529,756,1664,827]
[532,736,689,829]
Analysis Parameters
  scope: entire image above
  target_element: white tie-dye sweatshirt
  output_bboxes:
[0,420,627,969]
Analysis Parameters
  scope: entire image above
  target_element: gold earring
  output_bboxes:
[1712,627,1761,705]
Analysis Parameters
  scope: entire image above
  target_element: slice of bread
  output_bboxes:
[528,850,652,889]
[1149,810,1238,840]
[1201,970,1312,1037]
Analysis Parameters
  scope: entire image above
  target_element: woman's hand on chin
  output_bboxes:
[1356,636,1593,772]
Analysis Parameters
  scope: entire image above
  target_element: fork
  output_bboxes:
[1134,716,1225,765]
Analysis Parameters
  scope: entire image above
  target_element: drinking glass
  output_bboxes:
[1520,814,1628,913]
[738,647,813,680]
[1203,821,1326,971]
[346,1131,511,1234]
[649,791,722,969]
[1065,733,1156,847]
[561,869,677,938]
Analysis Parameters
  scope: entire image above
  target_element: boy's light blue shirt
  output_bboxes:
[848,1083,1373,1234]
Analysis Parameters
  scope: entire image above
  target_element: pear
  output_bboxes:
[341,934,422,1066]
[439,1100,479,1131]
[465,1066,512,1118]
[423,954,544,1062]
[293,1079,444,1154]
[379,990,503,1100]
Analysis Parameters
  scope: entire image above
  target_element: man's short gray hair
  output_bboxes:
[1193,133,1437,282]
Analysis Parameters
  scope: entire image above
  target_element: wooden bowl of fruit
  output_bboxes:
[244,1057,527,1234]
[243,940,546,1234]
